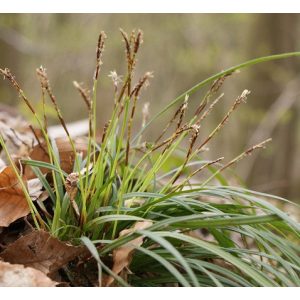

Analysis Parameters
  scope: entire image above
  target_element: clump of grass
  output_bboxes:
[0,30,300,287]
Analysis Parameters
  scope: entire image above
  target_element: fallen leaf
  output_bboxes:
[0,230,86,275]
[0,106,38,162]
[105,220,152,287]
[27,177,47,200]
[0,261,56,287]
[0,166,29,227]
[0,167,46,227]
[24,137,88,179]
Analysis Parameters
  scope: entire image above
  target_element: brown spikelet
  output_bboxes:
[125,72,152,165]
[120,29,133,96]
[197,90,250,152]
[132,29,143,72]
[133,30,143,55]
[195,72,233,117]
[176,95,189,130]
[155,94,189,144]
[94,31,107,81]
[130,72,153,98]
[37,68,48,133]
[101,120,111,143]
[73,81,92,136]
[220,138,272,172]
[210,72,233,93]
[191,157,224,178]
[0,68,36,115]
[120,29,131,66]
[36,67,70,138]
[196,93,224,126]
[120,29,144,98]
[152,124,191,153]
[73,81,91,110]
[129,30,136,48]
[172,124,200,184]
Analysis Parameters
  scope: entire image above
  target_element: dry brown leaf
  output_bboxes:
[0,106,39,162]
[24,137,88,179]
[0,260,56,287]
[0,230,86,275]
[0,166,46,227]
[105,220,152,287]
[28,177,44,199]
[0,166,30,227]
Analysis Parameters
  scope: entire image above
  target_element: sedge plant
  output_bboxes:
[0,29,300,287]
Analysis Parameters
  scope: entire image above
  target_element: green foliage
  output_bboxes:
[1,30,300,287]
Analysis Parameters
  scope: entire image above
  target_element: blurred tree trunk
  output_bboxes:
[247,14,299,199]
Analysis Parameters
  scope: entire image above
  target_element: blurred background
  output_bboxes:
[0,14,299,202]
